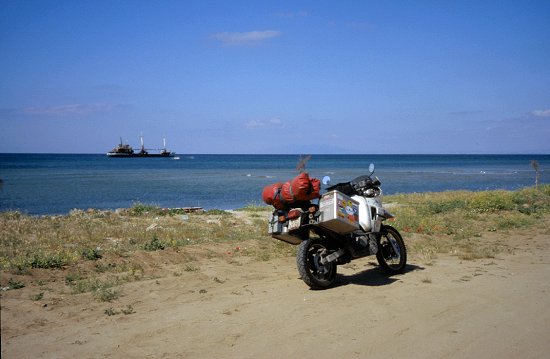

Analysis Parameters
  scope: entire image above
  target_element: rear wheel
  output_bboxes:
[296,238,337,289]
[376,225,407,274]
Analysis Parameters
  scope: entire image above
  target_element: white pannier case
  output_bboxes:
[268,212,303,245]
[318,190,360,233]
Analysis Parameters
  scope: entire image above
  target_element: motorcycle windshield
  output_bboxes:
[350,174,370,185]
[326,182,355,196]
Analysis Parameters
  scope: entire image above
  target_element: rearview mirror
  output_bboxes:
[369,163,375,174]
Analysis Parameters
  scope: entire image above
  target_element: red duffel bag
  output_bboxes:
[263,173,320,210]
[281,172,321,203]
[262,182,285,210]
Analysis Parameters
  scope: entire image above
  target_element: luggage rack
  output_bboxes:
[268,204,319,245]
[268,189,361,244]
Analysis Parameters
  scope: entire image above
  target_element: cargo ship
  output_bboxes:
[107,136,175,158]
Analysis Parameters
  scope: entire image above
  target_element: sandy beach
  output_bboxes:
[2,217,549,359]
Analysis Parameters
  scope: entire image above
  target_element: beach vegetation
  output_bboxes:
[30,292,44,301]
[125,202,204,217]
[104,305,135,316]
[25,251,73,269]
[238,203,270,212]
[7,278,25,289]
[128,202,160,216]
[142,235,166,251]
[1,185,548,294]
[469,191,515,212]
[65,270,86,285]
[386,185,549,262]
[95,286,121,302]
[121,305,135,315]
[67,275,122,301]
[201,209,230,216]
[104,307,119,316]
[184,264,199,272]
[82,247,103,261]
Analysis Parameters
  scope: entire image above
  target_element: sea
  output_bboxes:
[0,154,548,215]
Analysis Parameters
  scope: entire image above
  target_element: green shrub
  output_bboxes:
[94,262,117,273]
[104,307,119,316]
[494,212,536,229]
[513,185,550,214]
[239,203,270,212]
[469,191,515,212]
[201,209,229,216]
[8,278,25,289]
[421,198,468,214]
[30,292,44,301]
[27,252,71,269]
[82,247,102,261]
[128,202,160,216]
[121,305,135,315]
[68,276,121,301]
[143,236,165,251]
[95,287,121,302]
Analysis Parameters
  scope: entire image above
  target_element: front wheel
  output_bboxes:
[296,238,337,289]
[376,225,407,274]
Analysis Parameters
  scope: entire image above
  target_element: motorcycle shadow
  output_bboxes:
[333,263,424,288]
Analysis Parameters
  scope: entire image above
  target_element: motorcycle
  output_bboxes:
[267,164,407,289]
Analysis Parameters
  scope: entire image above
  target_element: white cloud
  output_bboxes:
[532,109,550,117]
[245,119,262,128]
[210,30,281,47]
[22,104,115,116]
[245,117,284,129]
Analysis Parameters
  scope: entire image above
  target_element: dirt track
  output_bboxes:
[2,229,550,359]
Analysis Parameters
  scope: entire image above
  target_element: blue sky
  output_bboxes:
[1,0,549,154]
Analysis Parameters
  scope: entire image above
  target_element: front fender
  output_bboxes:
[378,208,395,219]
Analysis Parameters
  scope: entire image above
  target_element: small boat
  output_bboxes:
[107,136,175,158]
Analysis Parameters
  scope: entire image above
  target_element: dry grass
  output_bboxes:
[1,186,549,295]
[0,205,276,271]
[387,185,550,263]
[0,204,281,299]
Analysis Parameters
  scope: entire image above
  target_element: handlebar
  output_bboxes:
[326,174,381,197]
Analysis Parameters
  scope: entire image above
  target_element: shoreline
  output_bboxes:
[2,185,549,280]
[2,184,548,218]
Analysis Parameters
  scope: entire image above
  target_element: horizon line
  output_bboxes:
[1,152,549,156]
